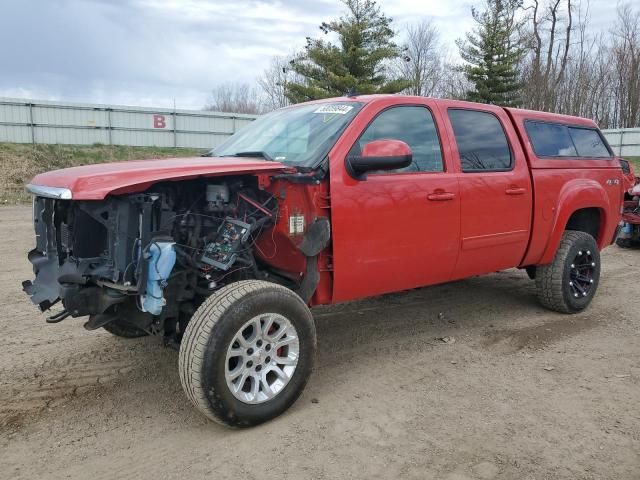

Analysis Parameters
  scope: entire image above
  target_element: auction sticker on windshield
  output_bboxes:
[313,105,354,115]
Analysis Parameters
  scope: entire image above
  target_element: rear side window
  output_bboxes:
[525,121,577,157]
[448,109,512,171]
[568,127,611,158]
[525,121,611,158]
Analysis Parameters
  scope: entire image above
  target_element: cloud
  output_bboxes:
[0,0,619,109]
[1,0,339,107]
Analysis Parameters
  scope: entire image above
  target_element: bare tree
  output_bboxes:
[204,82,265,115]
[521,0,574,111]
[396,20,443,97]
[538,0,596,118]
[258,56,294,111]
[610,4,640,128]
[438,61,472,99]
[519,0,640,128]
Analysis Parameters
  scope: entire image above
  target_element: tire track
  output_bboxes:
[0,349,140,430]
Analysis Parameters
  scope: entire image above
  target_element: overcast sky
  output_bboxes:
[0,0,620,109]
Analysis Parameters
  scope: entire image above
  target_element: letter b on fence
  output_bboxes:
[153,114,166,129]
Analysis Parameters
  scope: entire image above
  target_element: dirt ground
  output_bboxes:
[0,205,638,480]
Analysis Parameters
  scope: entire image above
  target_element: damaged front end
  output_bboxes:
[24,190,172,327]
[23,177,282,339]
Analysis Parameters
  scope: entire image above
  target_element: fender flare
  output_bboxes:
[539,179,610,265]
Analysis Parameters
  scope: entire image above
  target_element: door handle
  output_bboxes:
[427,192,455,201]
[505,187,526,196]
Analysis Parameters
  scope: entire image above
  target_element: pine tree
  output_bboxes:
[284,0,409,103]
[456,0,524,107]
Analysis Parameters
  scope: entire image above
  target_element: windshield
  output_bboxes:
[209,101,363,168]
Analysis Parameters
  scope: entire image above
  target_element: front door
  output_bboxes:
[329,101,461,303]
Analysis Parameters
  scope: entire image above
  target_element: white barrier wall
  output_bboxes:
[602,128,640,157]
[3,99,635,157]
[0,98,257,149]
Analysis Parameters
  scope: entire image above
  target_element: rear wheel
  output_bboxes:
[179,280,316,427]
[536,230,600,313]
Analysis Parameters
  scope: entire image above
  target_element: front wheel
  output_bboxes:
[179,280,316,427]
[535,230,601,313]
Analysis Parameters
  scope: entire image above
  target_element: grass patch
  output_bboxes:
[0,143,203,205]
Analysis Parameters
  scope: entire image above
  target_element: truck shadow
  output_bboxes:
[313,269,541,355]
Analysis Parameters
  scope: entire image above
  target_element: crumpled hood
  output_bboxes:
[28,156,287,200]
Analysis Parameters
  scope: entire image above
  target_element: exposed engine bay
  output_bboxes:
[23,176,320,344]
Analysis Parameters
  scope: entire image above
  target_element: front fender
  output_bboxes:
[539,179,611,265]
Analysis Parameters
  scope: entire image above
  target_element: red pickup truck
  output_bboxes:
[23,95,624,427]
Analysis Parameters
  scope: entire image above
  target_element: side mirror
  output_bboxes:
[346,139,412,180]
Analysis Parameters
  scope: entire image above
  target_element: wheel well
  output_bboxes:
[565,208,601,241]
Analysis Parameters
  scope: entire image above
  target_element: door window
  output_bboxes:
[448,109,513,171]
[349,106,443,173]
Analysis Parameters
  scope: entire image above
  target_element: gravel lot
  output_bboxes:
[1,205,638,480]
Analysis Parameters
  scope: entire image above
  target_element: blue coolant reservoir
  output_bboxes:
[623,223,633,235]
[141,241,176,316]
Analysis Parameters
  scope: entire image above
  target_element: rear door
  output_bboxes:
[329,99,460,302]
[438,104,533,279]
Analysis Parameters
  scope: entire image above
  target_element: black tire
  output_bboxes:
[616,237,640,249]
[179,280,316,427]
[616,237,632,249]
[103,319,148,338]
[535,230,601,313]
